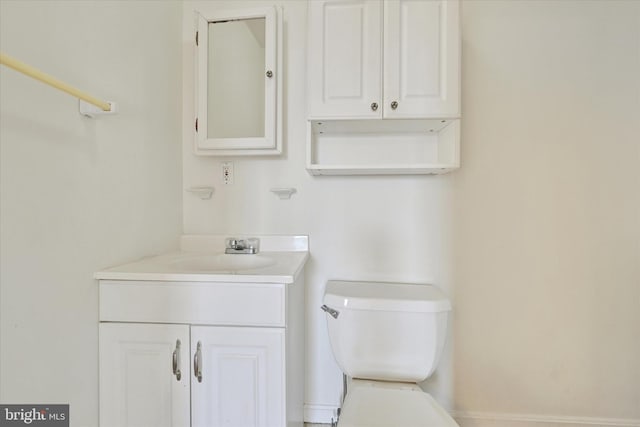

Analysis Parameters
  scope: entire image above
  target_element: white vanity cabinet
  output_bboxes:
[307,0,460,119]
[306,0,461,175]
[98,277,304,427]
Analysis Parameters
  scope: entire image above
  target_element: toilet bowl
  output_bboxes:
[338,380,457,427]
[322,280,459,427]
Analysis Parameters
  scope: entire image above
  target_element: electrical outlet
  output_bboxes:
[222,162,234,185]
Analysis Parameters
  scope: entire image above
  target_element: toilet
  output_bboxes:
[321,280,459,427]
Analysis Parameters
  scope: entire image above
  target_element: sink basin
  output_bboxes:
[169,254,276,272]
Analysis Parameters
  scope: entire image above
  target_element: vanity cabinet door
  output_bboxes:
[383,0,460,118]
[99,323,191,427]
[191,326,285,427]
[307,0,382,119]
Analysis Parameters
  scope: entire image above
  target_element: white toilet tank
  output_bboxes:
[323,280,452,382]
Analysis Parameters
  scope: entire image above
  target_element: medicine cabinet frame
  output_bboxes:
[194,7,283,156]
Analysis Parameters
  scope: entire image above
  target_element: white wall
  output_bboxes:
[182,0,457,422]
[0,1,182,426]
[183,1,640,426]
[453,1,640,425]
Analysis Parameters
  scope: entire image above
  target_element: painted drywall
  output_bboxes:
[183,1,640,426]
[183,0,457,421]
[453,1,640,424]
[0,1,182,426]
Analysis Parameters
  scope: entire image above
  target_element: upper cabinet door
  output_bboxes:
[308,0,460,120]
[383,0,460,118]
[307,0,383,119]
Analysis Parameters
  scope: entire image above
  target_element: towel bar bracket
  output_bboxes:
[79,99,118,118]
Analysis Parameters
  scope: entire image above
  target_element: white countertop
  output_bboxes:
[95,235,309,284]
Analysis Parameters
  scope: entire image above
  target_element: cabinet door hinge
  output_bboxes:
[195,118,198,132]
[196,31,199,46]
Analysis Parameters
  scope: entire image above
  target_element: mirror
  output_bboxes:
[208,18,265,139]
[195,8,282,155]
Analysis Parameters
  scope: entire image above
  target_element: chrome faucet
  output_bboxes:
[225,237,260,254]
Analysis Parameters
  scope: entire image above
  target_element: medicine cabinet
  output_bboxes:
[194,7,283,156]
[306,0,461,175]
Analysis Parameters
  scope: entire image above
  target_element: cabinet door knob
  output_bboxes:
[194,341,203,383]
[172,339,182,381]
[370,102,378,111]
[266,70,273,78]
[391,101,398,110]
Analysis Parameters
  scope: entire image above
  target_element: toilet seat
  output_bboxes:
[338,379,459,427]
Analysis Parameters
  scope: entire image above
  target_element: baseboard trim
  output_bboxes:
[304,404,338,424]
[452,411,640,427]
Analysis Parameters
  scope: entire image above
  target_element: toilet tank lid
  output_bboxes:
[324,280,452,313]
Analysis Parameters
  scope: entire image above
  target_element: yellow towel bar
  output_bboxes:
[0,52,115,116]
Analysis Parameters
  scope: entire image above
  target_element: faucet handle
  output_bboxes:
[225,237,259,253]
[246,238,260,252]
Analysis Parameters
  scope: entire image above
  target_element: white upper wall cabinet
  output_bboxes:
[306,0,461,175]
[307,0,460,119]
[195,7,283,156]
